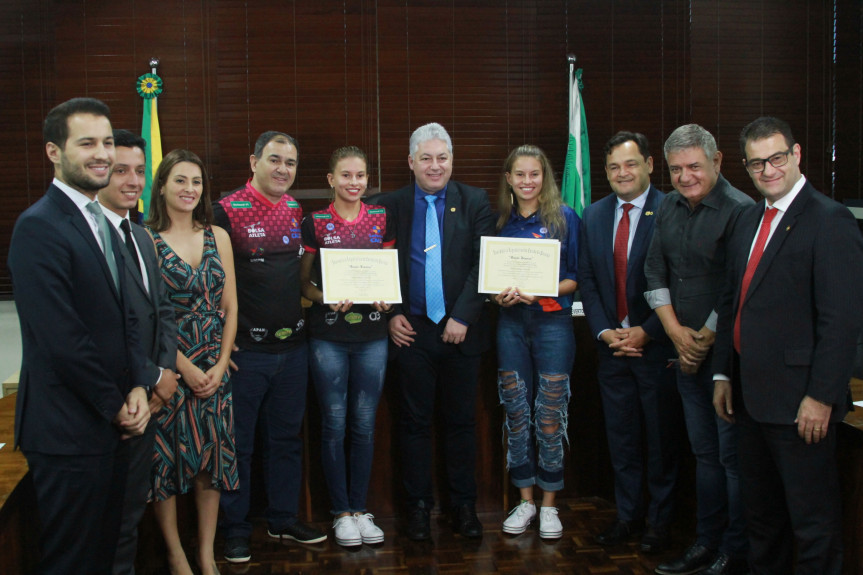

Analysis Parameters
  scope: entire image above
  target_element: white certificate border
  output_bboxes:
[320,248,402,304]
[478,236,561,297]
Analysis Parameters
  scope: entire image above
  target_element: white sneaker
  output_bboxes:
[502,500,536,534]
[539,506,562,539]
[333,515,362,547]
[354,512,385,544]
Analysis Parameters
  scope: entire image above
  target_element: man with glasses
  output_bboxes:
[644,124,754,575]
[712,117,863,574]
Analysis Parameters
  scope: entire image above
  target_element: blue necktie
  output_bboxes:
[424,195,446,324]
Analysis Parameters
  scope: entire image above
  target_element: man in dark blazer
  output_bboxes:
[7,98,157,575]
[579,132,680,553]
[713,117,863,574]
[97,129,179,575]
[371,122,495,540]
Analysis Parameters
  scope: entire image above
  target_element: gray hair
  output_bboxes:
[664,124,718,160]
[409,123,453,157]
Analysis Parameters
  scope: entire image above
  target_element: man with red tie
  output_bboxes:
[712,117,863,574]
[579,132,680,553]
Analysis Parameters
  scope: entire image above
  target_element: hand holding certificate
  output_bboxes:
[479,236,560,297]
[320,248,402,304]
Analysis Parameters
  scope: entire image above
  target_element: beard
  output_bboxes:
[60,154,111,193]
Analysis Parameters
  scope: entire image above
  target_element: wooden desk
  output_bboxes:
[840,381,863,574]
[0,392,38,574]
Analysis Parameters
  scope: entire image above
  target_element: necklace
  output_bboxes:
[334,204,361,238]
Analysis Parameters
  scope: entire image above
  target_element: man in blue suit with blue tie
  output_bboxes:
[579,132,680,553]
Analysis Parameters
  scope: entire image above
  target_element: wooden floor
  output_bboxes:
[154,498,679,575]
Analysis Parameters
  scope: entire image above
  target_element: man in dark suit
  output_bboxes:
[712,117,863,574]
[8,98,159,574]
[579,132,680,553]
[97,129,179,575]
[372,122,496,540]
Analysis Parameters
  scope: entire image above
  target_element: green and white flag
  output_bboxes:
[562,67,590,217]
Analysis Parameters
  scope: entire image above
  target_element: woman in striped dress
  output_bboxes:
[146,149,239,575]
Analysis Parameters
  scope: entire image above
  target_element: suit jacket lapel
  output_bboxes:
[598,196,617,288]
[443,183,459,263]
[628,186,660,281]
[745,185,810,303]
[49,185,121,302]
[127,224,154,302]
[396,186,415,282]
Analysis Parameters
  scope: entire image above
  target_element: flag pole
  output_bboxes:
[137,58,164,221]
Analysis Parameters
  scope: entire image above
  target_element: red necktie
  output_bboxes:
[734,207,778,353]
[614,203,633,323]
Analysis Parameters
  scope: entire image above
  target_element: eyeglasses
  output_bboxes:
[744,149,792,174]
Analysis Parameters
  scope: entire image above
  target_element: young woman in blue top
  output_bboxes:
[494,144,580,539]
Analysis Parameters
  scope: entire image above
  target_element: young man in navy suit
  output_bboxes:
[8,98,158,574]
[97,129,180,575]
[713,117,863,574]
[579,132,680,553]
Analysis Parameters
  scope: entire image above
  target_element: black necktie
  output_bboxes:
[120,219,143,276]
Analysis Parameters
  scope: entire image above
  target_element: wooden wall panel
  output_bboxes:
[835,0,863,200]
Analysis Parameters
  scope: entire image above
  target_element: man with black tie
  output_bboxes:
[8,98,158,574]
[372,122,496,540]
[713,117,863,574]
[96,129,180,575]
[579,132,680,553]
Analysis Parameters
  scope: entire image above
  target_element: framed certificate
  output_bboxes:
[320,248,402,304]
[478,236,560,296]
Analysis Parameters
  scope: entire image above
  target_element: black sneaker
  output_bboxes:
[268,520,328,544]
[224,536,251,563]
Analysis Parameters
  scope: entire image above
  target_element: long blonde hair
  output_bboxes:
[496,144,566,238]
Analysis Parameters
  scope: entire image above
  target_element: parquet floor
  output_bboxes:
[186,498,680,575]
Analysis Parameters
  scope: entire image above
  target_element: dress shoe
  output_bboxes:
[640,525,671,554]
[699,553,749,575]
[595,518,644,546]
[406,501,431,541]
[654,543,715,575]
[452,503,483,538]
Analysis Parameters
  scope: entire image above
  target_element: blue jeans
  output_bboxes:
[497,306,574,492]
[677,362,747,555]
[219,343,308,538]
[310,337,387,515]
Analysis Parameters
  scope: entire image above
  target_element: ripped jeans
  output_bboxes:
[497,306,574,492]
[310,337,388,515]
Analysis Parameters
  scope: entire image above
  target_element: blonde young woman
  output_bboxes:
[146,149,239,575]
[494,145,579,539]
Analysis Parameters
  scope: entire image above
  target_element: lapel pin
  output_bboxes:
[450,207,456,212]
[786,225,791,231]
[645,211,654,216]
